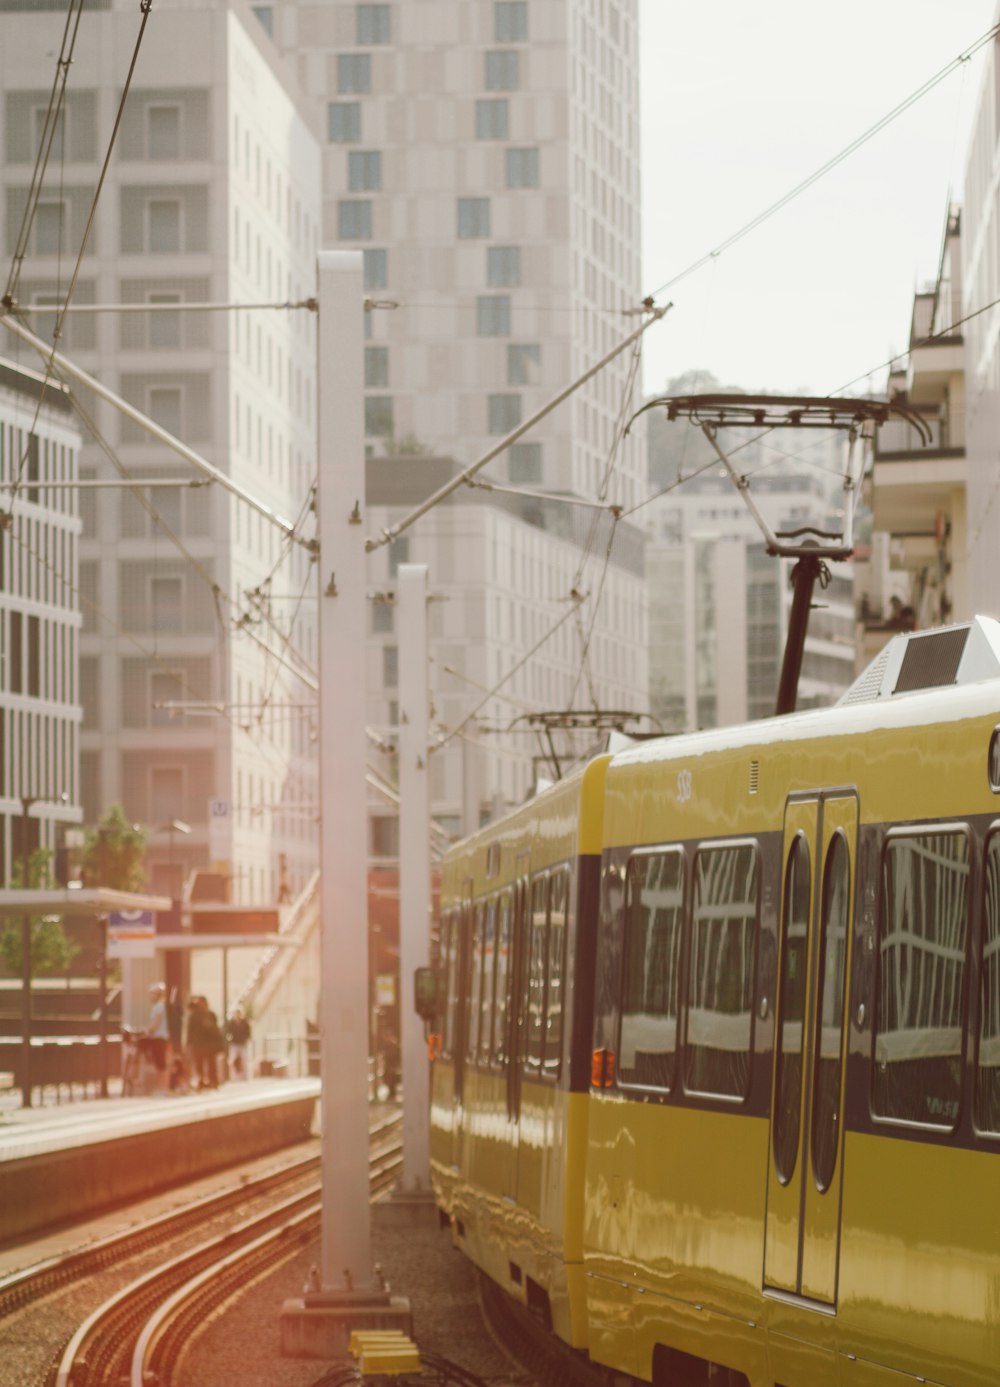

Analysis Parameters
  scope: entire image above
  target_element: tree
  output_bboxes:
[80,804,147,891]
[0,848,79,979]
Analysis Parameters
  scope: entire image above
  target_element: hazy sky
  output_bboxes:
[638,1,997,398]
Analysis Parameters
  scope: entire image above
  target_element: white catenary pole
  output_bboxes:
[397,564,430,1189]
[316,251,375,1293]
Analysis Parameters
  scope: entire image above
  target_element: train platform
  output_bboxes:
[0,1077,319,1246]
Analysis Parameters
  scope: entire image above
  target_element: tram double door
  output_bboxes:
[763,791,857,1313]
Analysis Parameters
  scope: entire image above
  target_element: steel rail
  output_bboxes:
[46,1116,402,1387]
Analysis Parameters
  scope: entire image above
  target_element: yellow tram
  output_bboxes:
[429,618,1000,1387]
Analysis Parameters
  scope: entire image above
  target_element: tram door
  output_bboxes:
[502,855,531,1201]
[763,792,857,1306]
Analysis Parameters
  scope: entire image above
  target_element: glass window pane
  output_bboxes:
[977,836,1000,1132]
[363,248,387,288]
[488,393,521,434]
[506,147,539,188]
[479,899,497,1062]
[811,832,851,1190]
[149,199,181,253]
[873,832,969,1127]
[525,876,547,1070]
[773,834,810,1184]
[328,102,362,143]
[150,576,183,633]
[493,892,512,1065]
[148,292,182,349]
[508,343,540,385]
[36,202,64,255]
[365,395,394,438]
[338,199,373,240]
[348,150,381,191]
[619,851,683,1090]
[487,245,521,287]
[485,50,520,91]
[684,843,759,1098]
[467,903,485,1060]
[149,387,183,437]
[365,346,388,388]
[147,105,180,159]
[442,913,459,1057]
[357,3,390,43]
[475,98,509,139]
[457,197,490,238]
[495,1,528,41]
[477,294,511,336]
[545,871,568,1074]
[338,53,371,94]
[509,442,541,483]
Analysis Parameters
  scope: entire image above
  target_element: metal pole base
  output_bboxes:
[280,1291,412,1360]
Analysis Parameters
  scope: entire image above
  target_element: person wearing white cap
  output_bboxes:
[147,982,170,1093]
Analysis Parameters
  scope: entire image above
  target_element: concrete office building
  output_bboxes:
[0,0,321,902]
[0,358,83,878]
[266,0,650,824]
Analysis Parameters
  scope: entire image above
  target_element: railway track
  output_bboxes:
[0,1113,401,1387]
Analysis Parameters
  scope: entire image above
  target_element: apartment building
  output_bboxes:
[0,0,321,902]
[264,0,650,822]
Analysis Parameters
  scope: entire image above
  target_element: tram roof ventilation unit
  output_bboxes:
[837,616,1000,706]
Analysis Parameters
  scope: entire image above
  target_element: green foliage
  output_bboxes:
[1,847,78,978]
[0,915,79,979]
[80,804,147,891]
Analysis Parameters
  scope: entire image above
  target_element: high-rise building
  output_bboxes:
[269,0,650,821]
[0,0,322,901]
[0,358,83,878]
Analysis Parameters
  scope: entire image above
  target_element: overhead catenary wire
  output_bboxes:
[642,21,1000,304]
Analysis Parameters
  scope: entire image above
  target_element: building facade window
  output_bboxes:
[150,575,183,632]
[505,147,539,188]
[477,294,511,336]
[508,342,540,385]
[488,393,522,434]
[357,3,391,43]
[348,150,382,191]
[457,197,491,238]
[148,198,181,253]
[147,104,181,159]
[509,441,541,483]
[365,395,394,437]
[148,291,182,349]
[495,0,528,41]
[150,765,184,820]
[338,199,373,239]
[485,50,520,90]
[382,644,398,687]
[475,98,509,139]
[363,248,387,288]
[487,245,521,286]
[365,346,389,388]
[148,385,183,436]
[337,53,371,93]
[328,101,361,143]
[35,201,65,255]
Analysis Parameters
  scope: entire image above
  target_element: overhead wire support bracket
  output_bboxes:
[0,309,314,554]
[630,392,932,716]
[365,299,670,553]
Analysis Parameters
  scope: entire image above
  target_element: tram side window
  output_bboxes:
[975,835,1000,1133]
[684,842,759,1099]
[872,831,969,1128]
[441,911,459,1058]
[619,850,684,1090]
[543,868,569,1075]
[811,832,852,1190]
[478,899,498,1064]
[524,876,548,1070]
[466,903,485,1061]
[493,891,512,1068]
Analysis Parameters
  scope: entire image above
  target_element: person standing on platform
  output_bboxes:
[147,983,170,1093]
[187,995,219,1090]
[226,1006,252,1080]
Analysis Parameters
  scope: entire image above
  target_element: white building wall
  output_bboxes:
[0,0,321,903]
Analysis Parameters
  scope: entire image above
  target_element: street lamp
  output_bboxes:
[18,791,68,1109]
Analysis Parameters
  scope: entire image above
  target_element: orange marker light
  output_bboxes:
[591,1047,615,1088]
